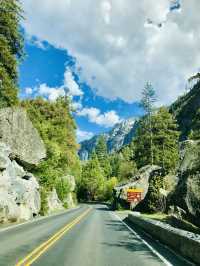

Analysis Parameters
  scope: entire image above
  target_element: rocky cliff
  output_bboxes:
[0,142,41,222]
[79,118,137,160]
[0,107,46,166]
[0,107,47,222]
[168,140,200,227]
[0,107,76,223]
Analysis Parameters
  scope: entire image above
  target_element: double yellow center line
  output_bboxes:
[16,207,91,266]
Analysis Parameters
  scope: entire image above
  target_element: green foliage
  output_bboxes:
[103,177,118,201]
[55,178,71,202]
[146,175,165,213]
[78,152,105,201]
[0,0,24,107]
[109,145,137,182]
[133,107,179,173]
[39,187,48,216]
[95,136,111,178]
[189,108,200,140]
[170,80,200,139]
[21,97,80,201]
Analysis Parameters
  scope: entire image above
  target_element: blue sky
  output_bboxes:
[19,0,198,142]
[19,41,143,141]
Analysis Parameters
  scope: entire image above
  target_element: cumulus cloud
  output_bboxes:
[21,0,200,104]
[77,107,121,127]
[25,87,33,95]
[77,129,94,142]
[24,68,82,101]
[64,70,83,97]
[71,101,82,110]
[37,83,65,101]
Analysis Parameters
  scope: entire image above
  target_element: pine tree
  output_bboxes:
[152,107,180,172]
[134,107,179,173]
[95,136,111,178]
[0,0,24,107]
[140,82,157,165]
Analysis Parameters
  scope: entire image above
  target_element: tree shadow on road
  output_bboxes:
[101,220,163,265]
[102,217,193,266]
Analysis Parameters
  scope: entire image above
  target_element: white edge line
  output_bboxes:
[0,206,81,234]
[113,212,173,266]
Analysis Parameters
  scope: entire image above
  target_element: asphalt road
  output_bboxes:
[0,204,194,266]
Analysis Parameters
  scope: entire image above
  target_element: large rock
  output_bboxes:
[0,143,41,222]
[168,140,200,227]
[114,165,162,209]
[0,107,46,166]
[47,189,63,214]
[179,140,200,173]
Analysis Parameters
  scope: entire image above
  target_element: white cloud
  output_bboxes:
[77,107,121,127]
[21,0,200,105]
[64,70,83,97]
[71,101,82,110]
[101,1,112,24]
[36,83,65,101]
[77,129,94,142]
[25,87,33,95]
[25,68,82,101]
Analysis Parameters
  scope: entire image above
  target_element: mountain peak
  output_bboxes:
[78,117,137,160]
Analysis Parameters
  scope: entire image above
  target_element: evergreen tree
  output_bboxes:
[95,136,111,178]
[109,146,137,181]
[79,152,105,201]
[0,0,24,107]
[133,107,179,173]
[153,107,180,172]
[140,82,157,165]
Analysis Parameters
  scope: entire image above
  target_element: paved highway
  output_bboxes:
[0,204,194,266]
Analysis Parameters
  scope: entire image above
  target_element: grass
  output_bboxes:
[141,213,200,235]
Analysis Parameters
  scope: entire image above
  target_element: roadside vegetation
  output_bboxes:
[0,0,80,214]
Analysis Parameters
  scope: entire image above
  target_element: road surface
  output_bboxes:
[0,204,194,266]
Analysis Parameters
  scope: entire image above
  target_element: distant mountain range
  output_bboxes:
[78,118,138,160]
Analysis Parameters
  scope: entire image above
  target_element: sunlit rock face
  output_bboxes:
[0,142,41,222]
[0,107,46,167]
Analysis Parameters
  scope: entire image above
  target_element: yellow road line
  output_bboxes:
[16,208,91,266]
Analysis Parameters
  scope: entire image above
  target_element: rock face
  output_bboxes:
[79,118,137,160]
[47,189,63,214]
[168,140,200,227]
[47,175,76,213]
[179,140,200,173]
[63,175,76,208]
[0,107,46,166]
[114,165,162,209]
[0,143,41,222]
